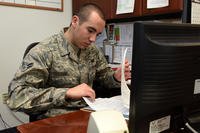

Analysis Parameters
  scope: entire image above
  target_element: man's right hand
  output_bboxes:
[65,83,96,101]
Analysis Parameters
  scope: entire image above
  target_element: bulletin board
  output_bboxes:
[0,0,63,12]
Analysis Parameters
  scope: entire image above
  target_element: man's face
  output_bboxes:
[71,12,105,49]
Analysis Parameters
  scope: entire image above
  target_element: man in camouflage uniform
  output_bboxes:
[7,3,131,120]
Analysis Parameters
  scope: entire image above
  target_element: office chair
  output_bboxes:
[23,42,39,59]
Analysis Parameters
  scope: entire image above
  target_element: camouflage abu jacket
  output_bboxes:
[7,29,120,118]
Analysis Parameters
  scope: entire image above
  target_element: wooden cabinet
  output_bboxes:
[90,0,112,20]
[72,0,184,20]
[72,0,90,15]
[72,0,112,20]
[142,0,183,16]
[72,0,142,20]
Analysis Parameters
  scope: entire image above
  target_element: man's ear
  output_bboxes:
[71,15,79,28]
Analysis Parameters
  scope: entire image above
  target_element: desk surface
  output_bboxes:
[0,110,190,133]
[0,110,91,133]
[17,110,91,133]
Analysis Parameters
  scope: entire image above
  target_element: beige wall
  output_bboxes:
[0,0,72,129]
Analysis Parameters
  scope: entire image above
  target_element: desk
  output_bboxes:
[18,110,90,133]
[0,110,91,133]
[0,110,190,133]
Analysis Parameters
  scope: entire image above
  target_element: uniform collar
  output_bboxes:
[58,28,83,62]
[57,29,69,57]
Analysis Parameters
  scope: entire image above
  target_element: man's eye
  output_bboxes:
[88,29,93,33]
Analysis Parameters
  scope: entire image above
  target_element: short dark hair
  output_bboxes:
[74,3,105,24]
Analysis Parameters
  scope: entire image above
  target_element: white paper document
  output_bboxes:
[147,0,169,9]
[83,96,129,118]
[2,0,14,2]
[116,0,135,14]
[121,47,130,108]
[26,0,36,5]
[15,0,25,4]
[36,0,62,8]
[117,23,133,44]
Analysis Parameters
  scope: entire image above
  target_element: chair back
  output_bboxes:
[23,42,39,59]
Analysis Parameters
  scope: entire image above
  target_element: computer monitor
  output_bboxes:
[128,21,200,133]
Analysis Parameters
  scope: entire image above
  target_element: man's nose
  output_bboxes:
[89,34,97,42]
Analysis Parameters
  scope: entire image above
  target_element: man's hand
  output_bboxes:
[114,60,131,82]
[65,83,96,101]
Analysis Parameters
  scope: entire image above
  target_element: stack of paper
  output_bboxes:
[83,96,129,119]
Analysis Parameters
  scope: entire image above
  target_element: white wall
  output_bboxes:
[0,0,72,130]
